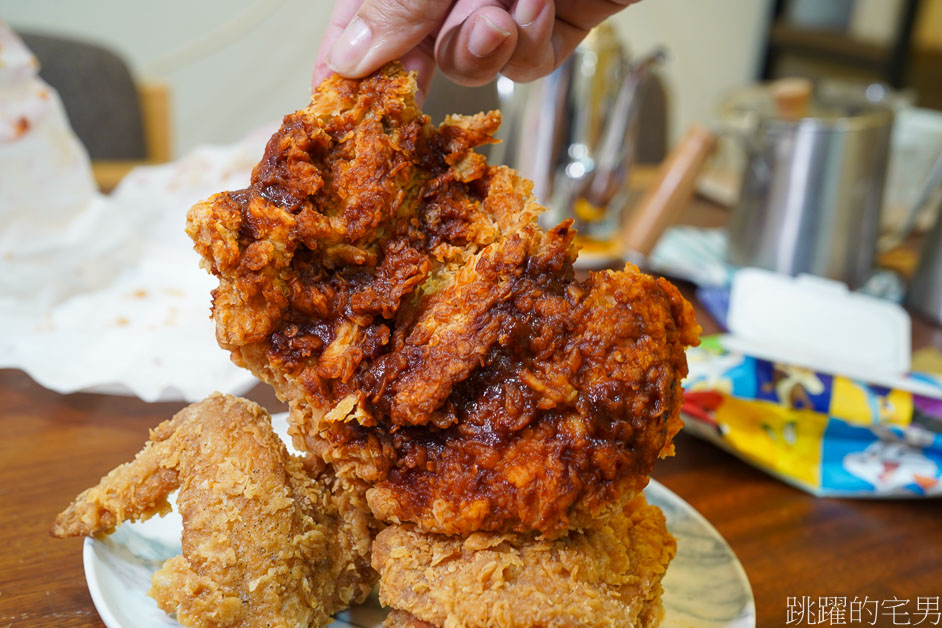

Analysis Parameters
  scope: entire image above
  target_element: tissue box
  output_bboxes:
[683,337,942,497]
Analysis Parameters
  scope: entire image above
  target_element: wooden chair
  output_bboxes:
[18,31,171,192]
[92,83,171,192]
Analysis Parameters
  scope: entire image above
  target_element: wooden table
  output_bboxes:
[3,304,941,628]
[2,197,942,627]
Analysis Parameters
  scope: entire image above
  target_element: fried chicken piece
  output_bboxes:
[306,241,698,537]
[372,494,675,628]
[187,63,700,537]
[51,393,377,628]
[383,611,437,628]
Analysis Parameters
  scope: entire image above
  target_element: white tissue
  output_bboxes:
[721,268,942,399]
[0,23,276,402]
[0,131,276,401]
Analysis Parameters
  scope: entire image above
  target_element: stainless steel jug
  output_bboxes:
[908,211,942,325]
[494,23,663,241]
[906,152,942,324]
[723,87,894,288]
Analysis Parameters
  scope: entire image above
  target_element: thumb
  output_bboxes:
[326,0,453,78]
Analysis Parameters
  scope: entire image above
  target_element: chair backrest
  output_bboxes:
[18,31,148,161]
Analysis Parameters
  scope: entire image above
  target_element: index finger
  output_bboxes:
[313,0,367,89]
[326,0,453,77]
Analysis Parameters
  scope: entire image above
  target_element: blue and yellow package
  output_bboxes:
[683,336,942,497]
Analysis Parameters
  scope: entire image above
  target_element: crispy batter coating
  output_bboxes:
[383,611,438,628]
[51,393,376,628]
[187,63,700,537]
[372,494,675,628]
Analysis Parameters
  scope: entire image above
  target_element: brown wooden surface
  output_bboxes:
[2,194,942,627]
[3,304,941,627]
[0,375,287,627]
[661,289,942,625]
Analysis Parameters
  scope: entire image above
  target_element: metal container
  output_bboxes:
[906,154,942,324]
[494,24,662,241]
[725,94,894,288]
[907,193,942,325]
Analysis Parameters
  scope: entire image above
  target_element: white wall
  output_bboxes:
[4,0,333,156]
[4,0,771,156]
[610,0,772,144]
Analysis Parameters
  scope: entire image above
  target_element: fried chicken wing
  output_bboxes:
[52,393,376,628]
[186,63,700,537]
[383,611,437,628]
[372,494,675,628]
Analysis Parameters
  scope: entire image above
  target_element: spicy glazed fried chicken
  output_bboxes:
[52,393,376,628]
[372,494,676,628]
[187,63,700,537]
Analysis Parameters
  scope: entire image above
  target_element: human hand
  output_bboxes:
[313,0,640,97]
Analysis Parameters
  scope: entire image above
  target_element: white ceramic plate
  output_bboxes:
[83,414,756,628]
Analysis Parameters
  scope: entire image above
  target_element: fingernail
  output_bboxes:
[513,0,543,27]
[327,16,372,74]
[468,15,510,58]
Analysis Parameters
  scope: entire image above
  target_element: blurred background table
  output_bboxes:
[1,191,941,627]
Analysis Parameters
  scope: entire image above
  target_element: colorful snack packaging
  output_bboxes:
[683,337,942,497]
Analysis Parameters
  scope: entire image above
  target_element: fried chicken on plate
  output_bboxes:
[54,60,698,628]
[52,393,376,628]
[372,494,675,628]
[187,63,700,538]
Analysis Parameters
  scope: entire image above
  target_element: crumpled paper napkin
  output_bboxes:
[0,131,276,401]
[0,23,275,401]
